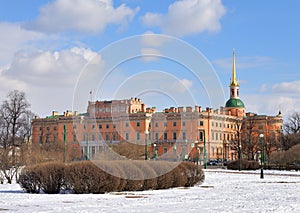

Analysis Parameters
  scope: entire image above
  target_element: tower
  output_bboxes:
[225,50,245,116]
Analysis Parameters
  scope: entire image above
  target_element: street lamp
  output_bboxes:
[145,130,149,160]
[153,143,157,159]
[259,133,264,179]
[203,131,207,169]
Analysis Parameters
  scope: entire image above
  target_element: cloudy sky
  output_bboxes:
[0,0,299,118]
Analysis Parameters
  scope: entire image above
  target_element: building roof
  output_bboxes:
[225,98,245,108]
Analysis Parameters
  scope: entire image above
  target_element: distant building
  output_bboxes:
[32,51,283,163]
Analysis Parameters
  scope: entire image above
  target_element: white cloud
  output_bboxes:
[171,78,193,93]
[3,47,99,87]
[272,81,300,93]
[141,31,171,47]
[140,48,163,62]
[244,94,298,117]
[0,47,105,116]
[141,0,226,36]
[0,22,44,66]
[23,0,139,34]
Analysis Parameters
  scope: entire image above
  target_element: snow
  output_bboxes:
[1,169,300,212]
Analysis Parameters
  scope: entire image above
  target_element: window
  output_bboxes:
[216,133,218,140]
[163,147,168,154]
[155,132,159,140]
[54,126,57,131]
[182,132,186,140]
[199,121,204,126]
[173,132,177,140]
[98,133,102,140]
[125,133,129,140]
[106,124,109,129]
[39,127,42,131]
[113,124,116,128]
[199,131,203,141]
[92,125,95,129]
[216,122,218,127]
[99,124,102,129]
[84,133,88,141]
[212,122,214,127]
[155,122,158,127]
[46,126,50,131]
[73,125,77,129]
[39,135,42,144]
[106,133,110,141]
[125,122,129,127]
[136,122,140,127]
[164,132,168,140]
[182,121,186,126]
[92,134,95,141]
[136,132,140,140]
[113,132,117,141]
[173,122,177,127]
[164,122,167,127]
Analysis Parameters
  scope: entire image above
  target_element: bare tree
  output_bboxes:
[283,112,300,150]
[242,118,258,160]
[0,90,33,183]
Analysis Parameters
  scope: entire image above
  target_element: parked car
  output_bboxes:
[207,160,218,166]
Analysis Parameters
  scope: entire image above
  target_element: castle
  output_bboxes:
[32,51,283,163]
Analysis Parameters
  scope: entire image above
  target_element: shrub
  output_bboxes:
[116,161,144,191]
[35,162,65,194]
[19,160,205,194]
[19,165,40,193]
[171,163,188,187]
[227,159,259,170]
[151,161,175,189]
[132,161,158,190]
[64,161,119,194]
[181,162,205,187]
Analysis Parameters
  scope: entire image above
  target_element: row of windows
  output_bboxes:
[211,132,235,141]
[39,120,206,132]
[212,122,235,129]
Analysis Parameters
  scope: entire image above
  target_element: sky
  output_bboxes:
[1,169,300,212]
[0,0,300,118]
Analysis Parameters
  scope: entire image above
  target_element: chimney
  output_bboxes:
[52,111,59,116]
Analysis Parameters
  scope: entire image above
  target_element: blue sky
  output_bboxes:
[0,0,299,118]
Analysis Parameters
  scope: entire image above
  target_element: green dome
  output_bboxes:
[225,98,245,108]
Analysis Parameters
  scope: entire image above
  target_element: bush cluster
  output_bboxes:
[18,161,205,194]
[227,159,260,170]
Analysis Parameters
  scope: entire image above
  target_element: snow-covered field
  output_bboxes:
[1,169,300,212]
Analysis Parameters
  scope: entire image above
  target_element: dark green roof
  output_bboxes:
[225,98,245,108]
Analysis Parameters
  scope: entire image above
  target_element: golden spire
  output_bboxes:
[230,49,239,87]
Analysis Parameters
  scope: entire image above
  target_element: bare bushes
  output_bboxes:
[227,159,260,170]
[268,144,300,170]
[19,161,204,194]
[19,162,64,194]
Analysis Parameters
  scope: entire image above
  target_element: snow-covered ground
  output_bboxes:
[1,169,300,212]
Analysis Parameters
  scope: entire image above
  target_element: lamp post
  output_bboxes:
[63,125,67,163]
[259,133,264,179]
[237,120,242,171]
[85,133,89,160]
[238,142,242,171]
[153,143,157,159]
[145,130,149,160]
[203,131,207,169]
